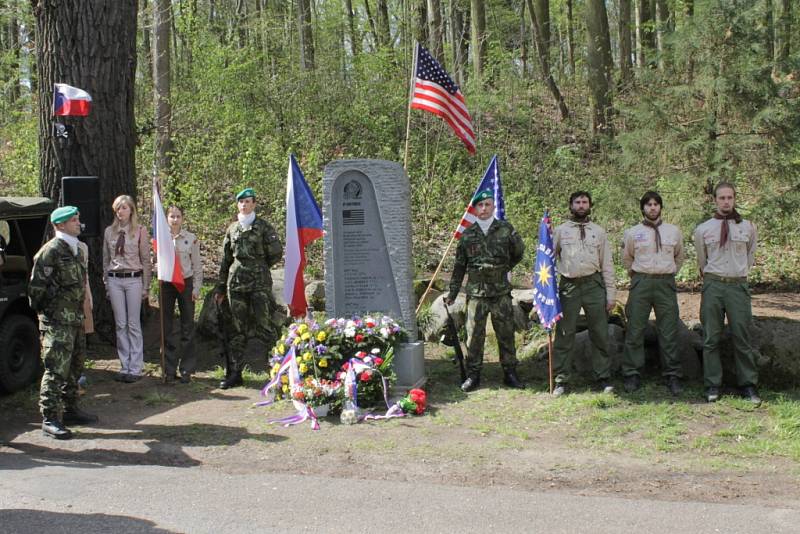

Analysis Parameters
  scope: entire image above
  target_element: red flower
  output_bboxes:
[355,351,367,358]
[366,321,376,328]
[355,334,365,343]
[409,389,426,403]
[341,362,350,371]
[374,357,384,366]
[293,391,306,401]
[360,371,372,382]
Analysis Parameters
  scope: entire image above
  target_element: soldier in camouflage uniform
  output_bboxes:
[214,188,283,389]
[445,190,526,392]
[29,206,98,440]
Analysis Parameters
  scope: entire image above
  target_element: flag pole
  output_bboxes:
[547,330,554,394]
[403,42,419,170]
[159,281,166,383]
[415,232,456,315]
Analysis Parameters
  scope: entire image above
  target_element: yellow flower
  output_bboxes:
[319,359,328,368]
[316,331,327,342]
[293,337,302,346]
[298,324,308,334]
[277,344,285,354]
[299,363,308,374]
[303,352,312,362]
[270,370,276,379]
[281,375,288,384]
[301,332,311,341]
[272,363,280,373]
[282,384,289,393]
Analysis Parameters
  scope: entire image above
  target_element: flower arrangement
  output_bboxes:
[398,389,427,415]
[267,314,406,412]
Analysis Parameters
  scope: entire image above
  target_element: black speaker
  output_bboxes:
[62,176,101,237]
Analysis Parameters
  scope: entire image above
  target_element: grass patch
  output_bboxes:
[142,391,177,406]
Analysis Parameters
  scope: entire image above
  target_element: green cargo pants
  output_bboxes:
[552,272,611,383]
[622,273,681,378]
[700,275,758,388]
[465,294,518,375]
[39,323,85,420]
[227,289,278,371]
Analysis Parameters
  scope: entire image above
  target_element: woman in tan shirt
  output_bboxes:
[103,195,151,382]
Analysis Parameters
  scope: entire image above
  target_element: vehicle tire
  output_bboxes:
[0,314,41,393]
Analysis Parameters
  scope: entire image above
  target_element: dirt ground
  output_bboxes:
[2,290,800,509]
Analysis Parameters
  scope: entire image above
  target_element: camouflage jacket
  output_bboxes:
[448,219,525,299]
[29,237,86,326]
[217,217,282,293]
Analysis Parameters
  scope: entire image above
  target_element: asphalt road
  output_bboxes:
[1,452,798,533]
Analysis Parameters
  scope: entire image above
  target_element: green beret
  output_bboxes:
[236,188,256,201]
[472,190,493,206]
[51,205,79,224]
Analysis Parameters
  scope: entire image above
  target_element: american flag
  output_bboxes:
[410,43,476,154]
[454,155,505,238]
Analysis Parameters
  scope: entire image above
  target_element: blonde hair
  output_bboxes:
[110,194,140,237]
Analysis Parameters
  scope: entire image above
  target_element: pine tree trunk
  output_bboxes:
[619,0,633,84]
[154,0,172,177]
[427,0,444,63]
[31,0,138,339]
[470,0,486,82]
[585,0,614,134]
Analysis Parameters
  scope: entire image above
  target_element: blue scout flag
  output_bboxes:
[532,211,562,330]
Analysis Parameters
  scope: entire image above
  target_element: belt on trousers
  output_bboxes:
[632,272,675,279]
[560,273,599,285]
[704,273,747,283]
[108,271,142,278]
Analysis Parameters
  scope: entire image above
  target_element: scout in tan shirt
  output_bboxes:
[694,182,760,404]
[550,191,615,396]
[621,191,685,395]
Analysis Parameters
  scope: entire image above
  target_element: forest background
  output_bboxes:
[0,0,798,293]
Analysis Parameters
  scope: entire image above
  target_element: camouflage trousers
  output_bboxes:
[465,294,518,375]
[39,322,85,420]
[226,289,278,371]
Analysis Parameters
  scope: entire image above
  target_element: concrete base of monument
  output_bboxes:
[393,341,426,391]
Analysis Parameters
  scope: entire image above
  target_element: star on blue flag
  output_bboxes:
[532,211,562,330]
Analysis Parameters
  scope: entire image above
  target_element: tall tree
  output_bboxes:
[297,0,315,70]
[635,0,652,67]
[565,0,575,75]
[31,0,138,337]
[3,1,21,103]
[154,0,173,177]
[585,0,614,134]
[449,0,468,86]
[412,0,428,48]
[655,0,670,71]
[533,0,550,55]
[376,0,391,48]
[619,0,633,84]
[525,0,568,119]
[344,0,361,59]
[427,0,444,62]
[470,0,486,81]
[773,0,791,76]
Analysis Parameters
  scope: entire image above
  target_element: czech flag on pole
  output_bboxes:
[152,181,184,292]
[53,83,92,117]
[284,154,323,317]
[453,155,505,239]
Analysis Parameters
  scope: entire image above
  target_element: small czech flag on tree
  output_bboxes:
[283,154,323,317]
[53,83,92,117]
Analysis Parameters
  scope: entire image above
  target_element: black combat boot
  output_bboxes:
[42,419,72,440]
[460,373,480,392]
[219,369,244,389]
[503,369,526,389]
[63,406,99,425]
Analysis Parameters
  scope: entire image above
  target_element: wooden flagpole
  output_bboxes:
[547,331,554,394]
[415,232,456,315]
[159,281,166,382]
[403,42,419,170]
